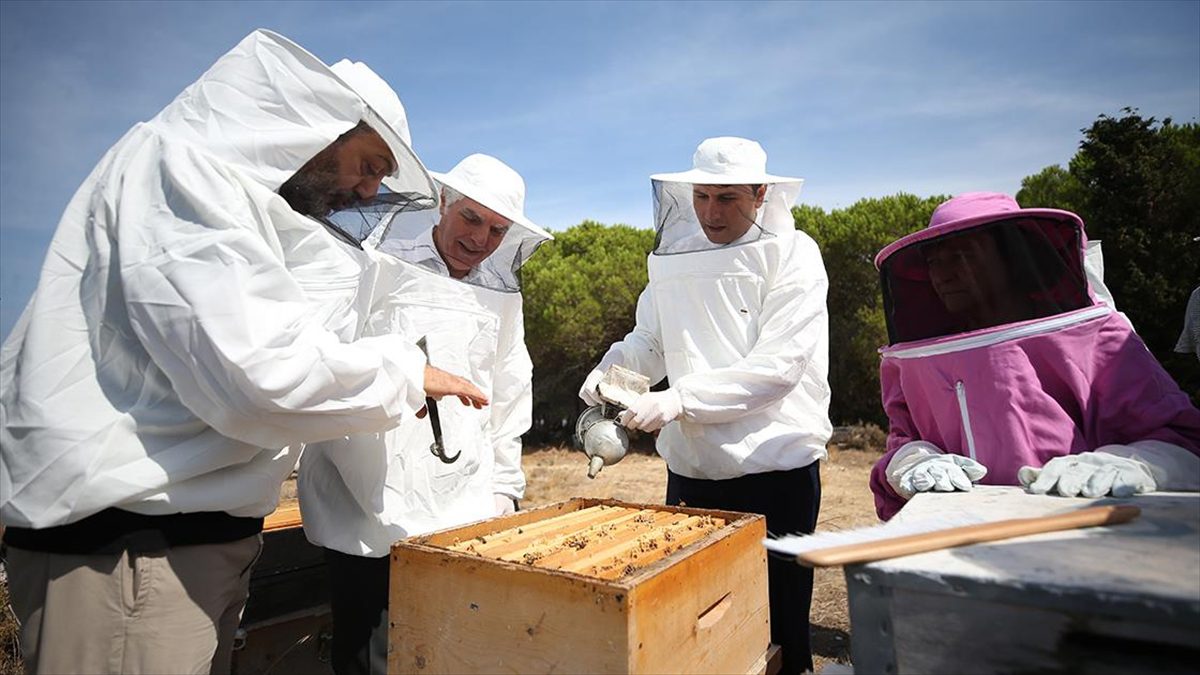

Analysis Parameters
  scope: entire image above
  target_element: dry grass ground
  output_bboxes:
[0,436,880,674]
[0,582,15,675]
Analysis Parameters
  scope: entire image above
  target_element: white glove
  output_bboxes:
[1020,449,1160,498]
[618,389,683,433]
[578,368,606,407]
[493,494,517,516]
[886,441,988,499]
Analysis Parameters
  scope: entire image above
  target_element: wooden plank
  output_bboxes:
[264,500,302,531]
[493,509,655,564]
[418,498,586,548]
[628,516,771,674]
[591,518,725,581]
[744,644,781,675]
[444,504,612,552]
[619,510,753,586]
[549,509,691,571]
[592,523,734,582]
[460,505,640,557]
[390,546,629,674]
[800,504,1139,567]
[555,513,700,576]
[524,509,667,570]
[587,516,719,580]
[597,512,693,550]
[581,514,700,578]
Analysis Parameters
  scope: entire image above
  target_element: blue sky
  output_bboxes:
[2,0,1198,339]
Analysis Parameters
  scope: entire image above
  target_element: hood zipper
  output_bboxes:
[955,381,977,462]
[883,305,1112,360]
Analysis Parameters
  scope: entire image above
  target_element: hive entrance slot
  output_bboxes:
[697,592,733,630]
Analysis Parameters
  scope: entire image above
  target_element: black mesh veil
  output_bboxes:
[879,216,1092,344]
[370,202,549,293]
[650,179,801,255]
[320,187,437,249]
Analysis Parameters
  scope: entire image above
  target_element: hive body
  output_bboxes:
[389,498,772,674]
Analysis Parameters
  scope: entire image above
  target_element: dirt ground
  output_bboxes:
[0,438,880,674]
[523,443,880,672]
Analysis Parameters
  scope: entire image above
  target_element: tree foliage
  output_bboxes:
[793,194,946,426]
[521,221,655,439]
[1016,164,1083,214]
[1018,109,1200,399]
[520,110,1198,444]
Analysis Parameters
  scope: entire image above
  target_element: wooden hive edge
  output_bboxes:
[621,510,766,585]
[263,500,303,531]
[464,505,640,557]
[404,497,592,548]
[392,498,766,590]
[393,536,638,591]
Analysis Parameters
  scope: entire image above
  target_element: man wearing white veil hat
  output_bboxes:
[0,30,489,674]
[579,137,832,673]
[299,153,552,675]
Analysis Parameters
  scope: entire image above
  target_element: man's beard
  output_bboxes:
[278,152,358,219]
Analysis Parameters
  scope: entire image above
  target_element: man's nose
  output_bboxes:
[355,175,384,201]
[468,224,490,246]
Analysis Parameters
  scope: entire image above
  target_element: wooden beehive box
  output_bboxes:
[389,498,771,674]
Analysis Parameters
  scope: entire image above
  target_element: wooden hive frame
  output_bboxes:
[389,498,771,674]
[443,503,729,580]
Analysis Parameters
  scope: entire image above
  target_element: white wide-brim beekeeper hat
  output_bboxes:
[329,59,435,199]
[432,154,552,239]
[650,136,802,185]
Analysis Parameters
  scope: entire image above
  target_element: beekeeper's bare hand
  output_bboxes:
[578,367,606,407]
[1020,451,1155,498]
[423,365,488,409]
[618,389,682,433]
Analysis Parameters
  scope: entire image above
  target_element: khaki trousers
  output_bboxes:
[6,534,262,675]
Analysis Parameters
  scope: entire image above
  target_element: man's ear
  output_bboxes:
[754,185,767,208]
[439,188,449,216]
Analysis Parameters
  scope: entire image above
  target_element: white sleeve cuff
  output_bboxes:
[1097,440,1200,492]
[885,441,944,497]
[377,336,428,416]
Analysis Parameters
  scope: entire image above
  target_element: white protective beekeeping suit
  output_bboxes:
[586,137,832,479]
[299,154,552,556]
[0,30,439,529]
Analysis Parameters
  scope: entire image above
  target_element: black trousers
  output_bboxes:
[666,462,821,675]
[324,548,389,675]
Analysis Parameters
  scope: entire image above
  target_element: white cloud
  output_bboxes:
[2,0,1197,339]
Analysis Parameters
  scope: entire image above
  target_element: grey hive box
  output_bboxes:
[844,486,1200,674]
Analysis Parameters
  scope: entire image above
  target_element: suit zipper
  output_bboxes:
[955,380,977,462]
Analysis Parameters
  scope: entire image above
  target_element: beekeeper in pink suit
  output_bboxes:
[869,192,1200,521]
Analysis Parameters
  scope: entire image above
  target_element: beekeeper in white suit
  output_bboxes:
[579,137,831,674]
[299,153,550,675]
[0,30,487,675]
